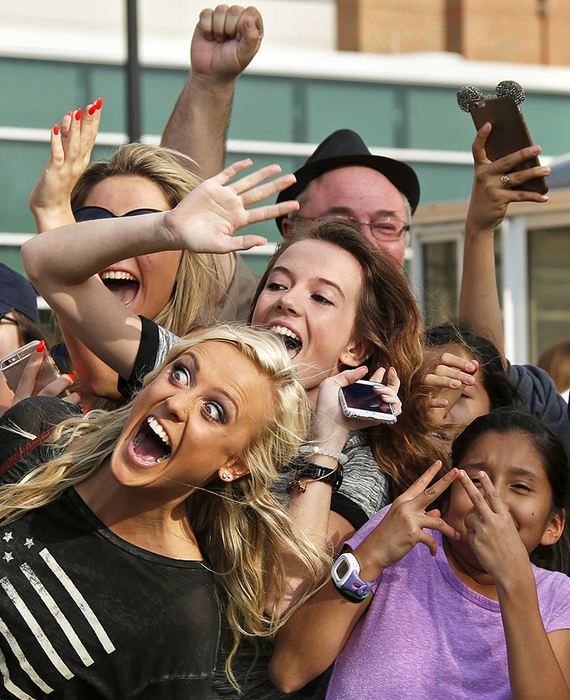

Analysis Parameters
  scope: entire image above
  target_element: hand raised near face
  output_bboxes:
[423,351,478,424]
[191,5,263,82]
[456,469,534,585]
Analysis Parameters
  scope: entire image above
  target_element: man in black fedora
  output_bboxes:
[276,129,420,267]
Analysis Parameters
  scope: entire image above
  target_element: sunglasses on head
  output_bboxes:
[73,206,162,222]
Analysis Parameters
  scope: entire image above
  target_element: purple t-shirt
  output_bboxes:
[327,505,570,699]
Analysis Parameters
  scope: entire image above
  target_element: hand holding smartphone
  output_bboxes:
[0,340,62,395]
[339,380,397,423]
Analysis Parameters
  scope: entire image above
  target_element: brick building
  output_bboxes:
[338,0,570,66]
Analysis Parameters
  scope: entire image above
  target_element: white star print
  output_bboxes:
[3,552,13,563]
[24,538,34,549]
[2,532,13,543]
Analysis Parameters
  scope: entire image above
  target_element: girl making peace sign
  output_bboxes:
[270,410,570,699]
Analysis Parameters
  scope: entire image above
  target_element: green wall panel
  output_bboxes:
[0,141,115,233]
[0,141,51,232]
[89,66,127,133]
[411,162,473,204]
[305,81,400,146]
[407,86,474,151]
[1,59,84,128]
[522,93,570,156]
[229,76,295,141]
[142,68,188,134]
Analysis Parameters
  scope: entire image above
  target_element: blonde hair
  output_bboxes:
[0,325,325,688]
[71,143,218,334]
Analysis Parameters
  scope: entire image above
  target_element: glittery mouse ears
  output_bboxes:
[457,81,525,112]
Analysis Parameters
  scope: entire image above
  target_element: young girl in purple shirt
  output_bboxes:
[270,410,570,699]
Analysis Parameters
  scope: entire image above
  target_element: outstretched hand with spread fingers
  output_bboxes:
[467,122,550,234]
[29,99,103,232]
[162,159,299,253]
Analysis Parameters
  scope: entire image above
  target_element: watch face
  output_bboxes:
[336,559,349,578]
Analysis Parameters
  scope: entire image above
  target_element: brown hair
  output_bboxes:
[251,219,445,492]
[537,340,570,394]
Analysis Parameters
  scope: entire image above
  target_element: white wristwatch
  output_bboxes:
[331,552,374,601]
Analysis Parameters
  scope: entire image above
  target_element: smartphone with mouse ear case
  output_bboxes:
[469,96,548,194]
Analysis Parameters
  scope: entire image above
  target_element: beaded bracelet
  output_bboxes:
[298,445,348,465]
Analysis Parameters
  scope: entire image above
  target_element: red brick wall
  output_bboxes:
[337,0,569,65]
[338,0,446,54]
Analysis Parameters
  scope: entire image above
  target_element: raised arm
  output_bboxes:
[161,5,263,177]
[29,100,102,232]
[459,123,550,362]
[22,161,298,381]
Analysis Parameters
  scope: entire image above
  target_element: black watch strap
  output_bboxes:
[296,464,343,491]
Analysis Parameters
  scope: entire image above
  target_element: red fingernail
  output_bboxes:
[82,407,90,414]
[36,340,46,352]
[75,391,82,398]
[74,108,82,121]
[66,373,76,383]
[53,124,60,136]
[95,97,103,110]
[88,104,96,116]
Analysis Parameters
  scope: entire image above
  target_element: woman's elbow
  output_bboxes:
[268,655,309,694]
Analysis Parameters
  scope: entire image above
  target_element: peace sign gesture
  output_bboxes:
[455,469,534,584]
[162,159,299,253]
[355,461,460,576]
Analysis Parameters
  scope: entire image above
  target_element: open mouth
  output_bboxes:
[269,325,302,359]
[100,271,140,306]
[129,416,172,466]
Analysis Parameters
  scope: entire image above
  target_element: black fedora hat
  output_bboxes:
[275,129,420,232]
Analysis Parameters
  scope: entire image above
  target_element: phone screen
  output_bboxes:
[341,383,394,416]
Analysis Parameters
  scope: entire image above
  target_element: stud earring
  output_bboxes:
[221,472,232,481]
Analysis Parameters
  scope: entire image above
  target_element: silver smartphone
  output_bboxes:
[0,340,62,394]
[339,380,397,423]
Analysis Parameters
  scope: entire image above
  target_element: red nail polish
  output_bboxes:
[74,108,82,121]
[88,104,96,116]
[36,340,46,352]
[53,124,60,136]
[66,373,76,383]
[82,407,90,414]
[95,97,103,110]
[75,391,82,398]
[66,111,72,116]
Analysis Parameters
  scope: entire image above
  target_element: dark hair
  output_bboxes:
[12,310,51,347]
[250,219,447,492]
[425,322,519,410]
[451,409,568,573]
